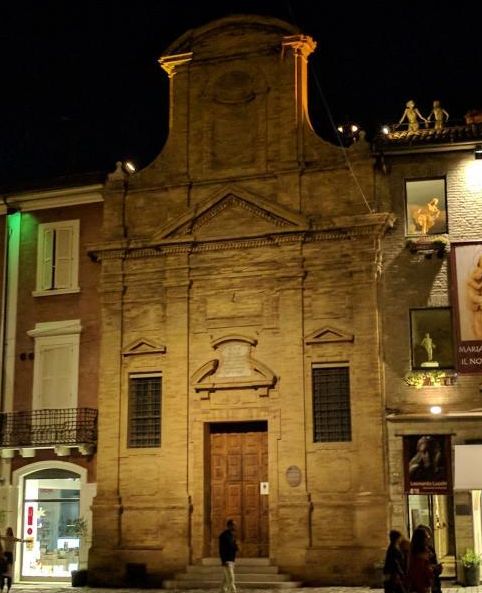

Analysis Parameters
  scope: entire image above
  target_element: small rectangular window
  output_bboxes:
[128,375,161,448]
[405,178,447,236]
[312,366,351,443]
[35,220,79,294]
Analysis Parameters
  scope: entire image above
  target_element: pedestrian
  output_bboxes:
[0,548,10,593]
[219,519,239,593]
[416,525,442,593]
[0,527,25,592]
[407,527,433,593]
[0,529,24,567]
[383,530,407,593]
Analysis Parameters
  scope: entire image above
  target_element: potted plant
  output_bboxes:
[68,517,89,586]
[460,548,481,586]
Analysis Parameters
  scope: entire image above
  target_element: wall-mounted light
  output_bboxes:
[123,161,136,174]
[381,125,390,135]
[430,405,442,415]
[475,144,482,159]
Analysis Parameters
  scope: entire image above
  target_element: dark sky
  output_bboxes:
[1,1,481,188]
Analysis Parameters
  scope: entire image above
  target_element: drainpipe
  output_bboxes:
[0,203,21,415]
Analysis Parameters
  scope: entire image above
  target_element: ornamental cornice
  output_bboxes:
[158,52,193,78]
[88,212,394,261]
[281,35,317,59]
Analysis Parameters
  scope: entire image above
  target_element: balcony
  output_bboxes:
[0,408,97,458]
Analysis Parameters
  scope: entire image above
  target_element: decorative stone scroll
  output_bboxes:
[191,335,276,397]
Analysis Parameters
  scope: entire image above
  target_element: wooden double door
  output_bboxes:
[209,422,269,557]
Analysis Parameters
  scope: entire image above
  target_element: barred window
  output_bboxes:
[128,374,161,448]
[312,366,351,442]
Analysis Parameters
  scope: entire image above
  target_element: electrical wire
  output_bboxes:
[284,1,374,214]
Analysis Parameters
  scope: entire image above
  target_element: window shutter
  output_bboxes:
[41,228,54,290]
[54,227,73,288]
[39,344,74,409]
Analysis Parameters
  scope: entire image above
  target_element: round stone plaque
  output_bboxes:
[286,465,302,487]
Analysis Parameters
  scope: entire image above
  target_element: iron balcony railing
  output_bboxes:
[0,408,97,448]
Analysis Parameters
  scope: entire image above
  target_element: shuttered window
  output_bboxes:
[36,221,79,293]
[312,365,352,442]
[128,375,162,448]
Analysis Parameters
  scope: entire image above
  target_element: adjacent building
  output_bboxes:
[375,121,482,581]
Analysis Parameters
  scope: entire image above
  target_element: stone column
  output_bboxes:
[88,256,124,581]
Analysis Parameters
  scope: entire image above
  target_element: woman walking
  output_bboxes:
[407,527,433,593]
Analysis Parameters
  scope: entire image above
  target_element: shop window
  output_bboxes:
[21,468,81,580]
[128,374,162,448]
[35,220,80,295]
[405,178,447,236]
[312,365,351,442]
[410,308,454,370]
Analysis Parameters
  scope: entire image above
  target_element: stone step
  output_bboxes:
[163,558,303,590]
[200,557,271,566]
[186,564,280,574]
[163,579,303,589]
[176,572,292,582]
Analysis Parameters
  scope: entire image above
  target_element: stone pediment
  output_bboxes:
[123,338,167,357]
[191,334,277,397]
[305,326,354,345]
[153,186,308,243]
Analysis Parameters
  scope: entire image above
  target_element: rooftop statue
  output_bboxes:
[427,100,449,131]
[398,99,427,132]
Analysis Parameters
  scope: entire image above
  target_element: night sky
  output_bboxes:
[1,1,481,189]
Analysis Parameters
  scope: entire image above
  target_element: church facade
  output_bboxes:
[88,15,392,585]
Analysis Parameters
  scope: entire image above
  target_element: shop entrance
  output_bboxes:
[408,494,456,576]
[20,468,81,581]
[208,421,268,557]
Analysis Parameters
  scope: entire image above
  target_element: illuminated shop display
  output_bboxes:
[21,470,80,580]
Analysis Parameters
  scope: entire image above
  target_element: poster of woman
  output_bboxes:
[450,241,482,373]
[403,434,452,494]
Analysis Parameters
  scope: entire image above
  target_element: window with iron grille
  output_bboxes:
[128,374,161,448]
[312,365,351,442]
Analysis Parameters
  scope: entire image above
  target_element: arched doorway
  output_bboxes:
[13,462,92,582]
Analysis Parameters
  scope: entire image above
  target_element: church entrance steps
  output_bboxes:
[162,557,303,589]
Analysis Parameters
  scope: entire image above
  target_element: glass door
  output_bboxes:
[21,469,80,581]
[407,494,456,576]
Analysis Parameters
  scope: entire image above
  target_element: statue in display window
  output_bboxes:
[420,333,439,367]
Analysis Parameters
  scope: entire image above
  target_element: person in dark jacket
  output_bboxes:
[383,530,407,593]
[219,519,239,593]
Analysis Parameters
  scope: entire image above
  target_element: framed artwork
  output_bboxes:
[410,308,454,370]
[405,178,448,236]
[450,241,482,374]
[403,434,452,494]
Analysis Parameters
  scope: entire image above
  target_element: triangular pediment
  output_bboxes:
[305,326,354,345]
[153,185,308,243]
[122,338,167,357]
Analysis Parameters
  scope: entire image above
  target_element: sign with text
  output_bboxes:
[450,242,482,373]
[403,434,452,494]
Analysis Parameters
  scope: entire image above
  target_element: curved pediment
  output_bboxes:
[191,334,277,397]
[152,185,308,244]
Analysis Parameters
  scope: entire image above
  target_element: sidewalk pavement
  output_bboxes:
[7,586,482,593]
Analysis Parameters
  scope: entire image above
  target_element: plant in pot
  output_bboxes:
[67,518,89,586]
[460,548,481,586]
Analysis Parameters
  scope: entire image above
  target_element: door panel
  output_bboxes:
[210,425,268,557]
